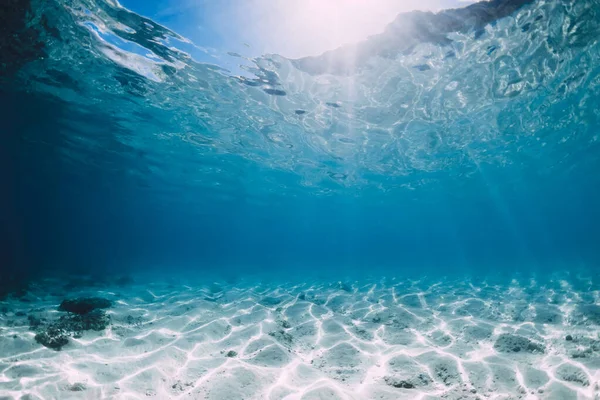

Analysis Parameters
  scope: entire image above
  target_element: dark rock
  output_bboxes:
[385,376,415,388]
[58,297,112,315]
[171,380,193,391]
[384,374,432,389]
[61,309,110,333]
[493,334,544,354]
[67,383,86,391]
[31,308,110,350]
[35,327,69,350]
[226,350,237,358]
[566,335,573,341]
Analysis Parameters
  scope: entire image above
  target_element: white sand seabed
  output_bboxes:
[0,275,599,399]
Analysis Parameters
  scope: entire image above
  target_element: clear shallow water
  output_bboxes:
[1,0,600,397]
[2,0,600,279]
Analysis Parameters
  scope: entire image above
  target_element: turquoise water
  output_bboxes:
[2,0,600,281]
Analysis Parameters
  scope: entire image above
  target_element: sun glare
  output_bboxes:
[282,0,409,56]
[231,0,450,58]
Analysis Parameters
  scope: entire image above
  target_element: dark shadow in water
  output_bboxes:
[0,0,48,297]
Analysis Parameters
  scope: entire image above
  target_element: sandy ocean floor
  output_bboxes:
[0,273,599,400]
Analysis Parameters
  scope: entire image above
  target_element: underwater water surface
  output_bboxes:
[1,0,600,398]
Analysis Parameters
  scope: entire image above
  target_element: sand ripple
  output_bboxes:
[1,274,599,399]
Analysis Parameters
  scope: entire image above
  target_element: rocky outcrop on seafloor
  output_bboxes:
[493,333,545,354]
[58,297,112,314]
[30,297,112,350]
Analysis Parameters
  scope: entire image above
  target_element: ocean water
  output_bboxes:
[1,0,600,398]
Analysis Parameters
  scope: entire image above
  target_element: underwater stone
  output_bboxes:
[62,309,111,332]
[556,364,590,387]
[493,333,544,354]
[171,380,193,392]
[384,374,432,389]
[32,309,110,350]
[67,382,86,392]
[58,297,112,315]
[226,350,237,358]
[35,328,69,351]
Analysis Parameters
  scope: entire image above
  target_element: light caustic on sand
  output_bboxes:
[0,275,599,399]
